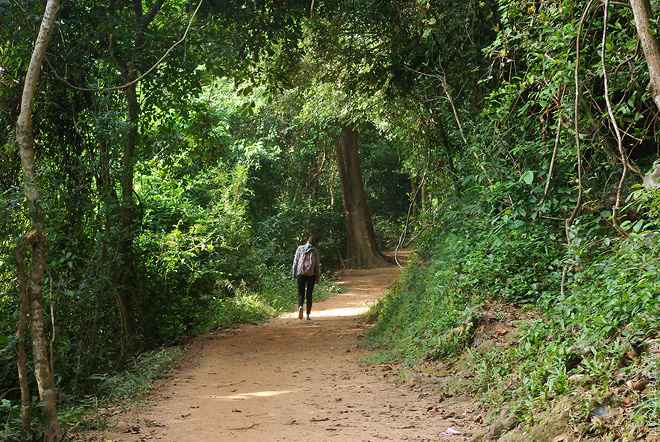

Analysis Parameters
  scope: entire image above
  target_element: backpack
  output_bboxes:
[297,249,316,276]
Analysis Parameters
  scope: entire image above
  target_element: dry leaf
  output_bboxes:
[494,328,508,337]
[552,432,568,442]
[626,379,650,391]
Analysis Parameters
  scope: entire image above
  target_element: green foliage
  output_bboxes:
[367,214,566,367]
[366,231,481,365]
[368,212,660,433]
[59,347,181,434]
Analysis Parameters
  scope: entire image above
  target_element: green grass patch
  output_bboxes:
[369,220,660,437]
[365,231,481,366]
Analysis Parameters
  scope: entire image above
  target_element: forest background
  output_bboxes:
[3,0,660,440]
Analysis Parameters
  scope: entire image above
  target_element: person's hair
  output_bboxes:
[307,235,319,247]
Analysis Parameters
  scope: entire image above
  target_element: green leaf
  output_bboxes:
[521,170,534,185]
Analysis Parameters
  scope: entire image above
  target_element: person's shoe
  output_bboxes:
[298,306,304,320]
[306,314,311,320]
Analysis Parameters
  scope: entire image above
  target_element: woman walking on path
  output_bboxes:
[292,235,320,320]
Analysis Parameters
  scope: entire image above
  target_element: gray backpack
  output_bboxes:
[297,250,316,276]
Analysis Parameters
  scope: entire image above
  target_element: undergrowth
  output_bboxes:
[211,273,340,328]
[365,231,477,365]
[367,218,660,438]
[366,218,563,365]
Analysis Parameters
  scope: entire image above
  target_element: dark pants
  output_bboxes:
[297,274,316,315]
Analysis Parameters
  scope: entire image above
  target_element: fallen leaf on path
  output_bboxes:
[120,426,140,434]
[380,365,393,371]
[494,328,508,337]
[552,432,568,442]
[627,379,649,391]
[311,417,329,422]
[232,409,242,413]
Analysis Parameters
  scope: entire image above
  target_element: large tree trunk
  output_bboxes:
[631,0,660,113]
[15,0,63,440]
[335,126,390,268]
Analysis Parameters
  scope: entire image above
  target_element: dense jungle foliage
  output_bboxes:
[3,0,660,440]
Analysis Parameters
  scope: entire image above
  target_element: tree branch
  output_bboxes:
[566,0,597,244]
[602,0,629,236]
[46,0,203,93]
[544,114,562,200]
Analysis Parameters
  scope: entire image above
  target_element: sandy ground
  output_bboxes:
[92,257,482,442]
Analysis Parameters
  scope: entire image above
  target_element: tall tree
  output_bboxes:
[335,126,390,267]
[15,0,64,439]
[106,0,154,356]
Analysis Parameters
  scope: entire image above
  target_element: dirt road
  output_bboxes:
[97,259,481,441]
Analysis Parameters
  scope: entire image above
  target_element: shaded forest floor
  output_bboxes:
[80,253,486,441]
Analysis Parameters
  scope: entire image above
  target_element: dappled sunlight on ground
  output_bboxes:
[215,390,294,400]
[83,254,485,442]
[281,303,374,319]
[309,305,372,317]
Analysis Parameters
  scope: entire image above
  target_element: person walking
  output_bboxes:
[292,235,320,320]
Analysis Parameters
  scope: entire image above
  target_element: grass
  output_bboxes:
[61,347,181,436]
[365,221,660,439]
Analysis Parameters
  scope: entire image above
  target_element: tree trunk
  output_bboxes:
[15,242,31,441]
[15,0,63,440]
[631,0,660,113]
[411,178,419,218]
[106,0,165,356]
[436,117,461,197]
[115,81,139,356]
[335,126,390,268]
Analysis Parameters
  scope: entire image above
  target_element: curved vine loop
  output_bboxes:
[602,0,629,236]
[566,0,597,245]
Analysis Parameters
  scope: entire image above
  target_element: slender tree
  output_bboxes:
[15,0,64,439]
[15,242,30,441]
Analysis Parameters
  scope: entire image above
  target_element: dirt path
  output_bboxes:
[97,259,482,441]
